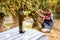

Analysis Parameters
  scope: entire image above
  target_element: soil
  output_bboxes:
[33,19,60,40]
[45,19,60,40]
[0,19,60,40]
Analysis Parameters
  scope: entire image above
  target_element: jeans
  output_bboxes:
[42,19,53,30]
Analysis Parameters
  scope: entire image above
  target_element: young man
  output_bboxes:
[41,9,54,32]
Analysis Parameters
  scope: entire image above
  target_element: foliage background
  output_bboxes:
[0,0,60,19]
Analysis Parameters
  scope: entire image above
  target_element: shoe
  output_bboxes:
[41,28,51,33]
[19,31,25,33]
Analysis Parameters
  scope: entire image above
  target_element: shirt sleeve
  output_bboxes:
[45,16,51,20]
[50,13,53,20]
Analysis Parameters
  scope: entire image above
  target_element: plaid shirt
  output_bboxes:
[40,12,53,21]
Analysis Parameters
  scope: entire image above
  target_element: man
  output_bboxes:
[18,9,25,33]
[41,9,54,32]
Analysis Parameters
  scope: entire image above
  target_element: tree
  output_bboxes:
[55,1,60,19]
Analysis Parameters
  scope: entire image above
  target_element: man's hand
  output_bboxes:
[40,15,45,19]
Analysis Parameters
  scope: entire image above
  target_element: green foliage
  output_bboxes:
[55,1,60,19]
[0,0,60,19]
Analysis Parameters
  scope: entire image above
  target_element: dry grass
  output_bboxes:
[0,19,60,40]
[33,19,60,40]
[46,19,60,40]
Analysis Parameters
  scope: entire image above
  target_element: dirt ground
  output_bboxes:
[0,19,60,40]
[33,19,60,40]
[45,19,60,40]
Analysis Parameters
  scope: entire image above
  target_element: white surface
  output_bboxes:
[0,26,48,40]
